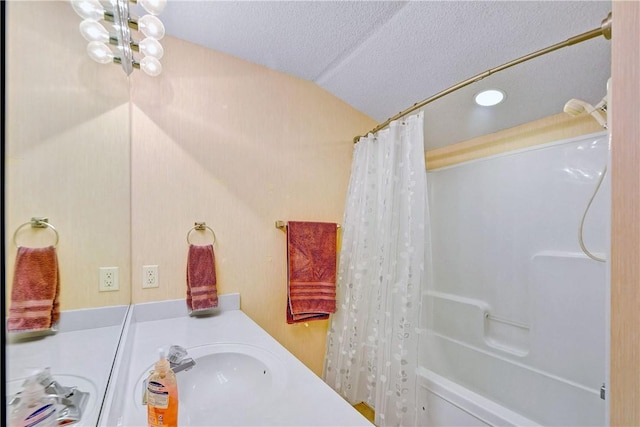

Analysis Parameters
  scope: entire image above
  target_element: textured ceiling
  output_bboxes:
[160,1,612,149]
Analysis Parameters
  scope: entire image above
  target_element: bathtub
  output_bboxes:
[420,274,606,427]
[424,134,609,426]
[416,367,538,427]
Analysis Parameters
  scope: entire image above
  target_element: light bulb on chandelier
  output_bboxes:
[71,0,105,21]
[138,56,163,76]
[71,0,166,76]
[87,41,115,64]
[138,37,164,59]
[136,0,167,16]
[137,14,165,40]
[79,20,110,43]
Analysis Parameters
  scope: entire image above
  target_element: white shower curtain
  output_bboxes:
[324,112,428,427]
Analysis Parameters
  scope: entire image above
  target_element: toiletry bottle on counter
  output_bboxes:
[9,373,57,427]
[147,349,179,427]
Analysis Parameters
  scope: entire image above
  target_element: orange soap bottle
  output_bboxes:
[147,349,179,427]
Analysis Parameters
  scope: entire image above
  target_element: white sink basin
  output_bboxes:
[134,343,288,426]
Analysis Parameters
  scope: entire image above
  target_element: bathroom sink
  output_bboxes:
[134,343,288,426]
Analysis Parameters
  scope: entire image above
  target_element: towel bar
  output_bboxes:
[275,220,341,232]
[186,222,217,245]
[13,217,59,248]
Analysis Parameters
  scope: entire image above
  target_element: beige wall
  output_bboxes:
[5,1,131,310]
[129,36,376,375]
[426,112,602,170]
[610,1,640,425]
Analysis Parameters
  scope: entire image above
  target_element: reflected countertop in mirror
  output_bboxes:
[7,306,129,426]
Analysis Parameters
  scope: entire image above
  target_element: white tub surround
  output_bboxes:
[6,304,130,427]
[423,133,609,426]
[105,294,373,427]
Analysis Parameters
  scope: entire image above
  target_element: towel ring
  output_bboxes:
[187,222,216,245]
[13,217,59,248]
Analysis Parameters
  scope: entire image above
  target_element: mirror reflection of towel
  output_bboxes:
[8,246,60,333]
[286,221,337,324]
[186,244,218,313]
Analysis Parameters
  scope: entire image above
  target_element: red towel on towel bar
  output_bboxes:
[286,221,337,324]
[8,246,61,333]
[186,244,218,313]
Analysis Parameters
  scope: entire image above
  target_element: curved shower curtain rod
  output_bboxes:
[353,11,613,144]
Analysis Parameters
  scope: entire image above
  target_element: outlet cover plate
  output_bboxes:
[142,265,159,288]
[99,267,119,292]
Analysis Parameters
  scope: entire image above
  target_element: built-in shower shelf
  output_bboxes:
[424,290,530,357]
[484,313,530,357]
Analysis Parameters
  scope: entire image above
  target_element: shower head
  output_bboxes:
[563,98,608,129]
[563,99,593,116]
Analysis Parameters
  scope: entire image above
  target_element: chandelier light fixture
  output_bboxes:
[71,0,167,76]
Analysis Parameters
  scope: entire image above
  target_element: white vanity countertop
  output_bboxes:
[117,296,373,427]
[6,305,129,427]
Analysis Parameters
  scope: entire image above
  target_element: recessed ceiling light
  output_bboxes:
[474,89,506,107]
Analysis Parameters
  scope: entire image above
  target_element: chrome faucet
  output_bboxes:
[168,345,196,373]
[170,357,196,373]
[8,368,89,426]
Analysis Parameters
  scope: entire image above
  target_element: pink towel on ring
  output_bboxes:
[8,246,60,333]
[186,244,218,313]
[286,221,337,324]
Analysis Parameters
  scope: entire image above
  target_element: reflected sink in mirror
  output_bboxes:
[7,374,98,427]
[134,343,288,426]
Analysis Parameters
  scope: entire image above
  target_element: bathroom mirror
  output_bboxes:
[5,0,131,424]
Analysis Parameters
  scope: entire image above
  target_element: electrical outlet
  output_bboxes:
[142,265,159,288]
[99,267,119,292]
